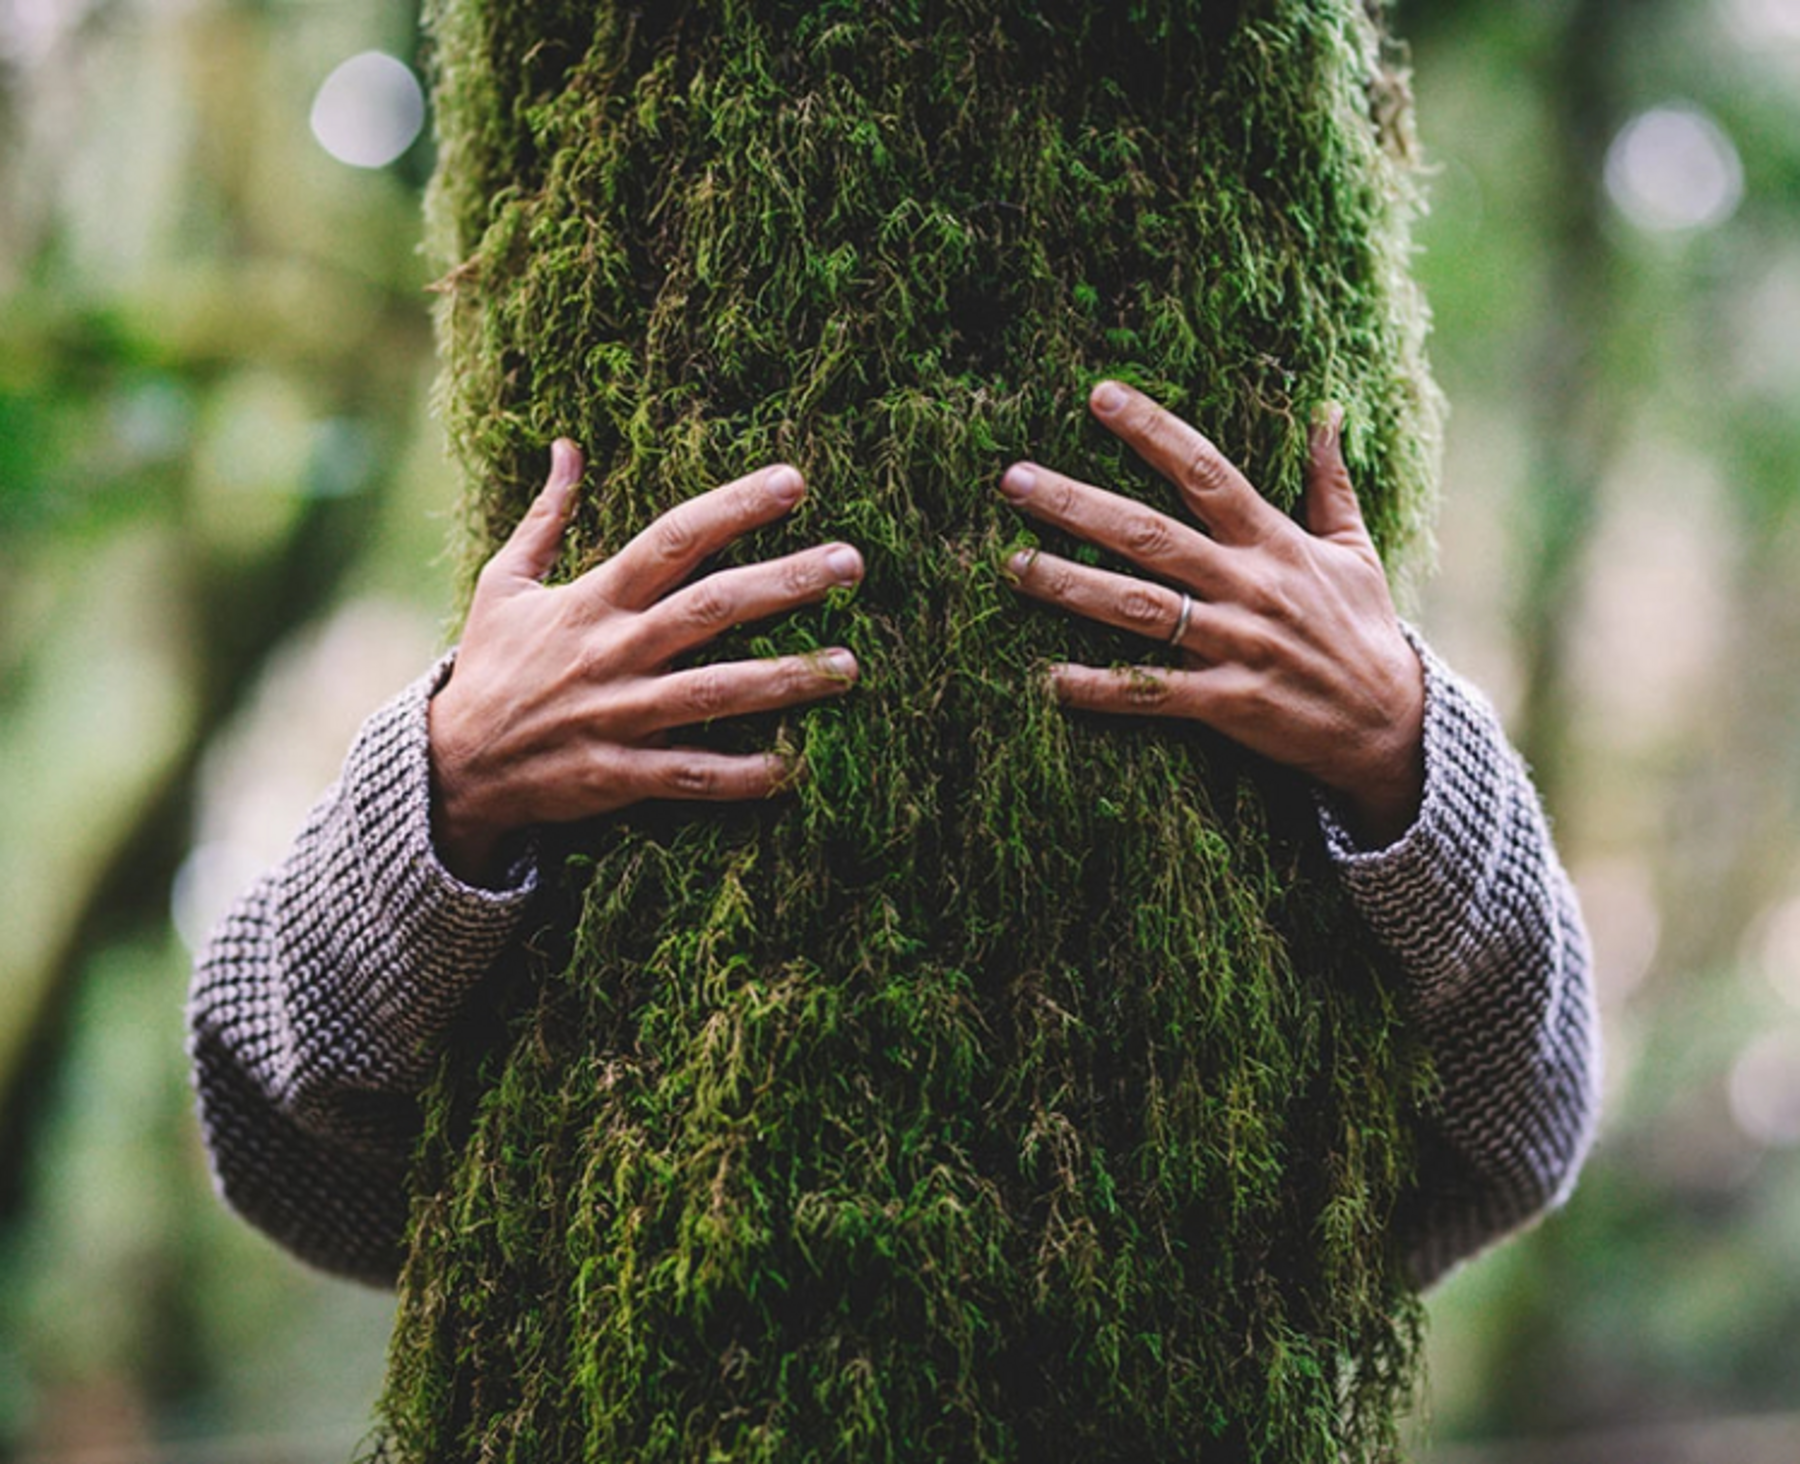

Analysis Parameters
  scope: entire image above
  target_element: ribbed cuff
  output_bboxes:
[284,655,540,1101]
[1315,626,1524,1011]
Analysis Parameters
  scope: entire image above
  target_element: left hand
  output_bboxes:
[1000,380,1425,848]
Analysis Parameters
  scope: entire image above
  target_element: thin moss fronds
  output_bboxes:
[382,3,1441,1460]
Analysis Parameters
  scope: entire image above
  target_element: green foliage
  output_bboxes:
[382,2,1441,1459]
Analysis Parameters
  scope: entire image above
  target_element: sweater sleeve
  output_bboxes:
[1317,630,1601,1288]
[187,657,537,1286]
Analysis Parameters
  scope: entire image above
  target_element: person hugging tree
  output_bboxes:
[190,4,1599,1460]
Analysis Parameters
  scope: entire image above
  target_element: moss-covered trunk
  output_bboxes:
[381,3,1442,1459]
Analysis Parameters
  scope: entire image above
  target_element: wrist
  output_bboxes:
[1334,641,1427,850]
[1338,738,1425,850]
[427,687,512,887]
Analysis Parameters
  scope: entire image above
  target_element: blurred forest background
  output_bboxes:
[4,0,1800,1459]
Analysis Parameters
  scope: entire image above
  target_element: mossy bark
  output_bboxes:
[381,3,1442,1460]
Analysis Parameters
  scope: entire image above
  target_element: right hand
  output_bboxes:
[427,440,864,885]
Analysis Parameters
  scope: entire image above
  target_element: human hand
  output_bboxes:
[428,441,864,884]
[1000,381,1425,848]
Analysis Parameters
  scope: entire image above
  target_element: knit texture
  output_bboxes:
[1316,629,1600,1285]
[188,656,537,1286]
[188,638,1598,1289]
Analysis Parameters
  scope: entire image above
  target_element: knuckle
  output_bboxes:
[575,634,621,682]
[1243,588,1285,633]
[666,761,722,798]
[685,582,735,629]
[1124,512,1175,558]
[735,477,775,522]
[1243,568,1291,616]
[1042,559,1080,599]
[1123,671,1171,707]
[1120,585,1165,628]
[653,510,700,562]
[1231,677,1273,722]
[686,666,731,718]
[1183,447,1227,493]
[573,642,606,683]
[573,609,628,674]
[1268,580,1308,628]
[581,746,628,801]
[782,555,818,597]
[1266,524,1308,564]
[1238,625,1278,672]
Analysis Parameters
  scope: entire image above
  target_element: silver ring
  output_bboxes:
[1168,590,1194,648]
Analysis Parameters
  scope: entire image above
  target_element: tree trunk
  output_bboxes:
[379,3,1441,1459]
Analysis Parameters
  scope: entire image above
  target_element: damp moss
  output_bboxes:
[379,2,1443,1460]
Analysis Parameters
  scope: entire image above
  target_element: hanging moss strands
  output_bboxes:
[380,2,1443,1459]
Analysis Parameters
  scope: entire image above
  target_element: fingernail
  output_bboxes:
[1091,380,1129,415]
[1004,549,1035,581]
[823,648,858,679]
[766,465,804,506]
[1000,464,1037,501]
[826,544,863,583]
[548,438,581,495]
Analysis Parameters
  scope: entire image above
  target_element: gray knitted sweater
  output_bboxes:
[188,636,1600,1290]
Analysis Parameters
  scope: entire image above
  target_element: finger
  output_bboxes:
[595,746,802,805]
[1007,549,1207,650]
[1049,662,1285,768]
[597,650,859,738]
[1046,662,1229,721]
[999,462,1228,592]
[487,438,584,587]
[1302,405,1368,542]
[622,542,864,665]
[1087,380,1288,545]
[589,463,806,613]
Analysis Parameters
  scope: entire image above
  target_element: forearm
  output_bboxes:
[189,439,870,1281]
[1319,630,1601,1286]
[187,657,538,1281]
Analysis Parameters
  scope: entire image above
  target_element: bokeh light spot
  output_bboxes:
[309,51,425,169]
[1725,0,1800,43]
[1603,104,1744,234]
[1729,1029,1800,1147]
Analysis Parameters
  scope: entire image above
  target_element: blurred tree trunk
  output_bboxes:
[1506,0,1624,814]
[380,3,1443,1460]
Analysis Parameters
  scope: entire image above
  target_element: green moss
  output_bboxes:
[381,2,1442,1459]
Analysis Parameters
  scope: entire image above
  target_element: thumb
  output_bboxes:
[490,438,583,585]
[1302,406,1367,542]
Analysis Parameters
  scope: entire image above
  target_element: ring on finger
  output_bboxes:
[1168,590,1195,648]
